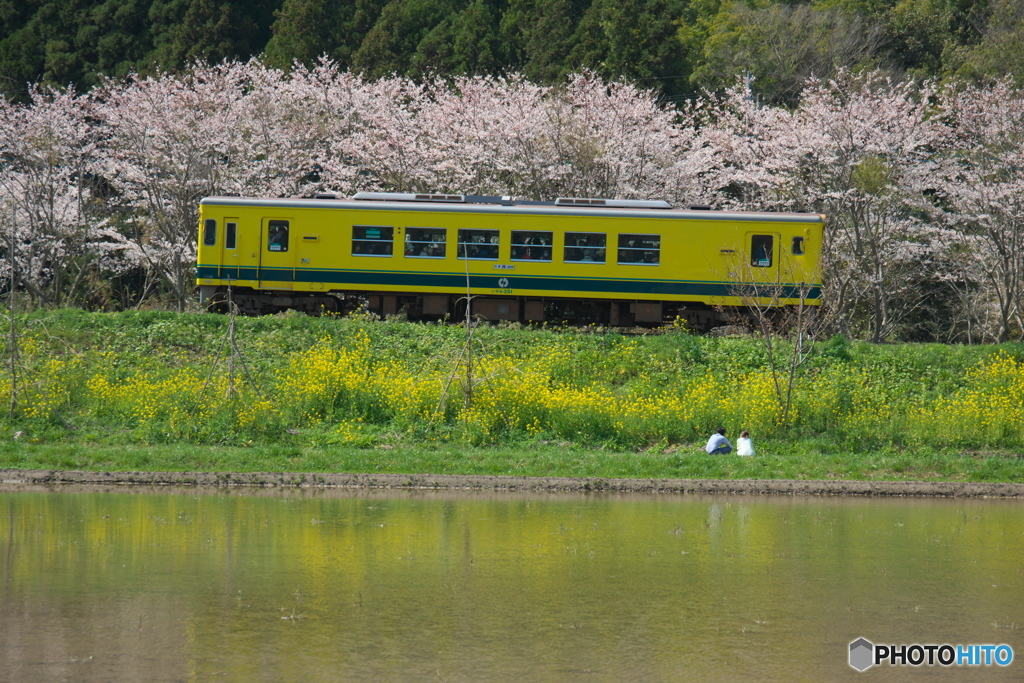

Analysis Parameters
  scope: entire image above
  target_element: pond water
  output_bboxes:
[1,487,1022,681]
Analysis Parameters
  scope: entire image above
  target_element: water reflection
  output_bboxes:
[2,487,1023,681]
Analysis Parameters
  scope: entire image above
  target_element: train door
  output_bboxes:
[232,218,260,285]
[218,217,241,281]
[259,217,296,289]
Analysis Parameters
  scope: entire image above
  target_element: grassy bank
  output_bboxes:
[0,309,1023,482]
[2,441,1022,483]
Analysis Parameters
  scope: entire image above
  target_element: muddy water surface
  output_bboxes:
[2,488,1023,681]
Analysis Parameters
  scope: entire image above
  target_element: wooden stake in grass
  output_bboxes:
[6,220,17,419]
[431,243,477,430]
[462,242,474,412]
[227,284,236,399]
[200,282,264,401]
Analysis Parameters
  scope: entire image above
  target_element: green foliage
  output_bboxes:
[0,0,278,99]
[949,0,1024,84]
[852,154,894,196]
[263,0,388,70]
[566,0,690,99]
[1,0,1020,104]
[688,2,889,105]
[817,333,852,362]
[349,0,460,78]
[883,0,951,76]
[2,310,1022,472]
[500,0,584,82]
[148,0,276,68]
[0,0,1007,105]
[262,0,335,69]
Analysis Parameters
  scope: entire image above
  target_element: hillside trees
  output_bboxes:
[147,0,278,68]
[0,0,86,98]
[565,0,690,100]
[950,0,1024,83]
[500,0,585,82]
[262,0,388,70]
[262,0,335,69]
[5,0,1022,105]
[687,3,889,106]
[349,0,461,79]
[6,0,1024,110]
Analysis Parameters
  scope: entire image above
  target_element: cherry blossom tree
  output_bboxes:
[702,72,949,341]
[274,59,377,195]
[935,78,1024,342]
[345,71,709,202]
[92,61,287,311]
[688,79,809,210]
[0,87,130,308]
[799,74,950,342]
[532,73,681,199]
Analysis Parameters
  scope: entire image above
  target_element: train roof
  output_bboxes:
[200,193,825,224]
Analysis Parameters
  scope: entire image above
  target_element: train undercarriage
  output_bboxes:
[199,285,737,330]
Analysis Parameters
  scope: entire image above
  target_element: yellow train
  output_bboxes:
[196,192,824,328]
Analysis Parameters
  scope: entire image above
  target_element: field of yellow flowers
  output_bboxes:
[0,309,1022,481]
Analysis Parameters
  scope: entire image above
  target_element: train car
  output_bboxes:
[196,192,824,329]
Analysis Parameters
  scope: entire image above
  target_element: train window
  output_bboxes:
[352,225,394,256]
[457,229,499,260]
[405,227,446,258]
[267,220,289,252]
[564,232,606,263]
[751,235,773,267]
[225,222,237,249]
[511,231,552,261]
[792,236,805,255]
[617,234,660,265]
[203,219,217,246]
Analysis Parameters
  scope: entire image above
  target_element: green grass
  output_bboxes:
[2,439,1022,483]
[0,309,1022,482]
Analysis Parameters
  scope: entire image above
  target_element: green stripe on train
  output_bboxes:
[197,265,821,300]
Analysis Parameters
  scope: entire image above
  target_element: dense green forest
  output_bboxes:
[3,0,1024,103]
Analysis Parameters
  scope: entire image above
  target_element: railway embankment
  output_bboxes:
[0,308,1022,485]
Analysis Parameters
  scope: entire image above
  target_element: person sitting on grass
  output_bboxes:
[737,430,755,456]
[705,428,732,455]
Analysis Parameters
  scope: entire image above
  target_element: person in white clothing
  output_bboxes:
[705,428,732,454]
[737,430,755,456]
